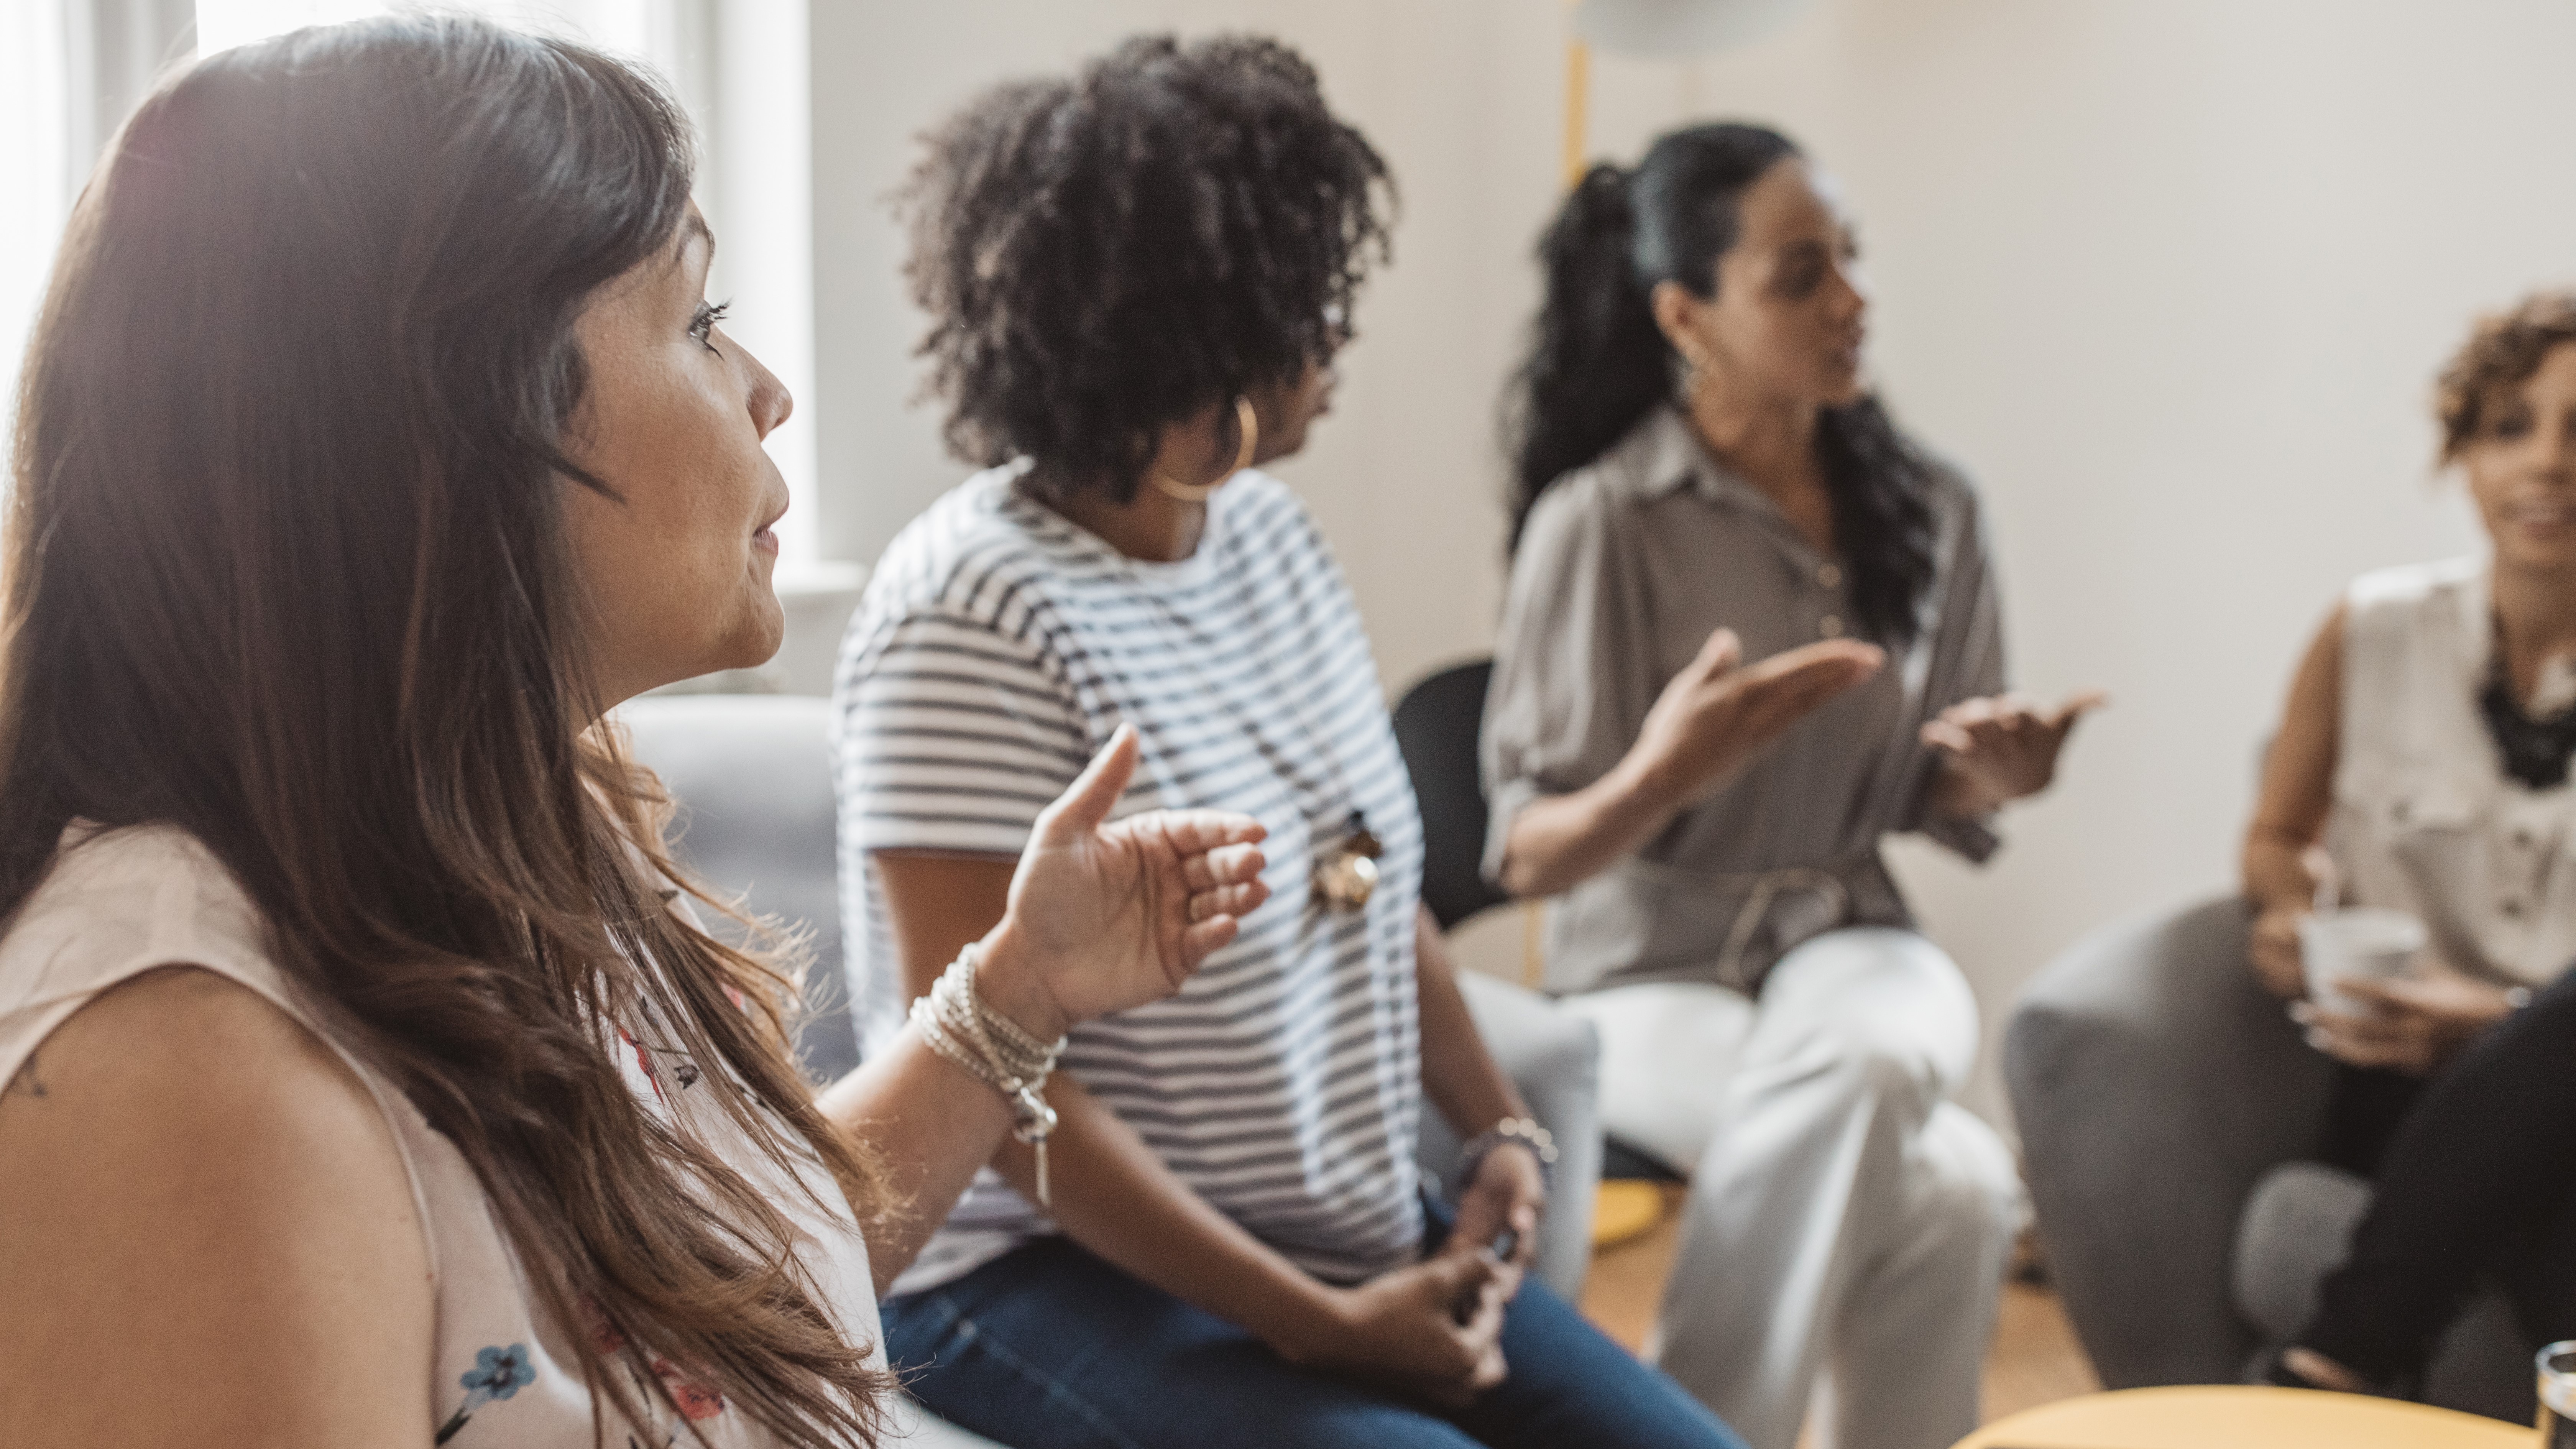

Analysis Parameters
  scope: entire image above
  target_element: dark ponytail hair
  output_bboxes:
[1507,122,1939,647]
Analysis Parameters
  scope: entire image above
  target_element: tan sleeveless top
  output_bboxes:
[2329,557,2576,987]
[0,822,887,1446]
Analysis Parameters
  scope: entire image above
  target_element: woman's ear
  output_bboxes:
[1649,280,1708,372]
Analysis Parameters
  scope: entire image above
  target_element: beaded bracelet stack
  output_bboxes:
[910,943,1069,1206]
[1458,1115,1560,1196]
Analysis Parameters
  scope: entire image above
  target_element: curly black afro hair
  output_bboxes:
[901,33,1394,502]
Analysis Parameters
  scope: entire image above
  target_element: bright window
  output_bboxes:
[1,0,71,464]
[184,0,816,562]
[9,0,705,489]
[11,1,817,563]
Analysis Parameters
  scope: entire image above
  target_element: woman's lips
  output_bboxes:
[2504,499,2576,544]
[752,524,781,555]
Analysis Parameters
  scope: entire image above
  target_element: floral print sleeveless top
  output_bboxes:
[0,822,888,1447]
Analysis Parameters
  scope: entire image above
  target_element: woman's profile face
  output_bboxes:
[1249,361,1337,466]
[562,208,793,703]
[1665,157,1870,411]
[2462,342,2576,575]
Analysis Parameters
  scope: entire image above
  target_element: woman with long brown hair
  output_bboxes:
[0,16,1267,1447]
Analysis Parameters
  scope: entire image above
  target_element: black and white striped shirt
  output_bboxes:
[833,465,1426,1296]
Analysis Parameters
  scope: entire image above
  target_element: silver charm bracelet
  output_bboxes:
[909,942,1069,1206]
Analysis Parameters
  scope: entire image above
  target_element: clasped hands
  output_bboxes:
[1272,1139,1546,1407]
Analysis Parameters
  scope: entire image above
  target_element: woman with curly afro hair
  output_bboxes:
[830,33,1744,1449]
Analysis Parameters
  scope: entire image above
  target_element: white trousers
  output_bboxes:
[1562,928,2024,1449]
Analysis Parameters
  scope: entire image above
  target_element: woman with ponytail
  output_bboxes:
[1480,123,2100,1449]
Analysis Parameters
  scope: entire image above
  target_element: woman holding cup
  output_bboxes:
[2243,292,2576,1395]
[2244,292,2576,1160]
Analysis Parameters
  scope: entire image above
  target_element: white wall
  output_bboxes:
[807,0,2576,1124]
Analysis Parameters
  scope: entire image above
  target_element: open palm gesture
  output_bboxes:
[1921,690,2107,816]
[988,725,1270,1034]
[1638,628,1886,805]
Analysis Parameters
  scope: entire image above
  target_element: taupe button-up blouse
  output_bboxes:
[1480,407,2005,996]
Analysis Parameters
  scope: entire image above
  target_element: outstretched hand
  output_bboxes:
[1635,628,1886,807]
[979,725,1268,1038]
[1922,690,2107,816]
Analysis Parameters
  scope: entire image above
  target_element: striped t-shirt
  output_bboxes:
[832,464,1427,1298]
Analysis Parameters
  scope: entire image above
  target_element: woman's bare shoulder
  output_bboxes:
[0,965,435,1447]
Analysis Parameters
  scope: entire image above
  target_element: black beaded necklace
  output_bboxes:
[2477,647,2576,790]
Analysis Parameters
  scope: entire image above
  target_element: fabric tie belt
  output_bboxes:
[1614,849,1883,991]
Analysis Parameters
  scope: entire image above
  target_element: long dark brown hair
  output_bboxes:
[3,16,890,1446]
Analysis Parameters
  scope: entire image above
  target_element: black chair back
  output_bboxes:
[1391,659,1512,932]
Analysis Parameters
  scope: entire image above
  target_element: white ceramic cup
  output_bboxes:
[2540,1341,2576,1447]
[2298,907,2427,1015]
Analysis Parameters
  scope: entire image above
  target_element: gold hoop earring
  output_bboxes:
[1150,396,1260,504]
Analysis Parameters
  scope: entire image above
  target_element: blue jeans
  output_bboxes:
[882,1211,1746,1449]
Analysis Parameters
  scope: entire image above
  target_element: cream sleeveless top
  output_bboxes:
[2328,557,2576,987]
[0,821,888,1446]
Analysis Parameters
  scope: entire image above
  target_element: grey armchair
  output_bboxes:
[2005,894,2527,1421]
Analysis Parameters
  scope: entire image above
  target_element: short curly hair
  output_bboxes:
[901,34,1393,501]
[2437,291,2576,463]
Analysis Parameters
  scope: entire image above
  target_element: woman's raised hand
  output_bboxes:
[1634,628,1885,806]
[978,726,1268,1039]
[1921,690,2108,817]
